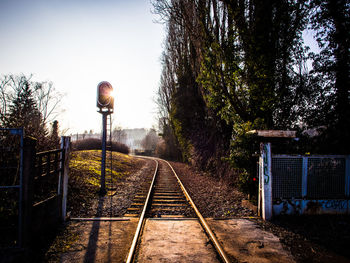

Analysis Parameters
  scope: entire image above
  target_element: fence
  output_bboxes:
[0,128,24,249]
[258,142,350,219]
[31,137,70,244]
[0,131,70,252]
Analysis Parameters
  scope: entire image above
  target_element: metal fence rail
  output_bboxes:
[34,149,63,204]
[272,157,302,198]
[1,130,70,252]
[307,157,346,199]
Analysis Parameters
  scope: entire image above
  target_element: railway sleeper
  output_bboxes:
[153,204,187,207]
[153,192,182,195]
[124,214,139,217]
[127,207,142,211]
[151,199,187,203]
[152,196,184,200]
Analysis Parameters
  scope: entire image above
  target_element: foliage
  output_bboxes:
[141,128,160,152]
[0,74,62,150]
[156,119,182,160]
[49,120,60,149]
[72,138,129,154]
[307,0,350,153]
[153,0,349,196]
[112,126,127,144]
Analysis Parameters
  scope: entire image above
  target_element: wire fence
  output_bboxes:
[272,155,349,200]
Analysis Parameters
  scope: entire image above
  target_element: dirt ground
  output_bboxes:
[43,156,350,263]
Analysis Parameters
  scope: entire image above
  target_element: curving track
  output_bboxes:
[125,157,230,263]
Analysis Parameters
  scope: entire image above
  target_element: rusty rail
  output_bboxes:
[125,159,158,263]
[164,160,231,263]
[126,157,231,263]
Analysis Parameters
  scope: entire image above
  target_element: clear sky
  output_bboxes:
[0,0,164,134]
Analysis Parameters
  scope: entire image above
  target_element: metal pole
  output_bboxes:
[100,112,107,195]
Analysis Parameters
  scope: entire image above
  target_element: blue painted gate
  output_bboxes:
[271,155,350,215]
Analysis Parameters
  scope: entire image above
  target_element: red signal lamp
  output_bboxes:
[97,81,114,112]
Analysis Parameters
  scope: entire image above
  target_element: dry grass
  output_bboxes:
[67,150,137,215]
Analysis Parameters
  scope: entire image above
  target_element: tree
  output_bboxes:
[141,129,160,152]
[112,126,127,144]
[308,0,350,153]
[5,78,47,146]
[0,74,62,150]
[153,0,232,167]
[152,0,310,195]
[49,120,60,149]
[156,117,182,160]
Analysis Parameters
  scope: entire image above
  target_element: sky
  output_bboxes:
[0,0,164,134]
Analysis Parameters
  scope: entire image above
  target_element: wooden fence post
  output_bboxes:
[61,136,71,221]
[22,137,36,247]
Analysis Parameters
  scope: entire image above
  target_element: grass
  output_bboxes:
[42,150,144,262]
[44,225,80,262]
[70,150,132,186]
[67,150,137,215]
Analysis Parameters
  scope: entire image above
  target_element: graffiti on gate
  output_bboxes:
[262,143,270,185]
[308,200,347,210]
[323,200,347,209]
[273,199,302,215]
[273,199,349,215]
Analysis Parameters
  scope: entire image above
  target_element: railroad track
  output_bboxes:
[125,157,230,263]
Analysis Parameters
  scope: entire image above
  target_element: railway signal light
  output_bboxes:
[97,81,114,111]
[96,81,114,195]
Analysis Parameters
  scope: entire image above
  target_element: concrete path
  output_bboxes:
[58,218,138,263]
[137,218,294,263]
[208,218,295,263]
[53,218,294,263]
[137,219,220,263]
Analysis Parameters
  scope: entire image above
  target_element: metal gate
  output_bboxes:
[272,155,349,199]
[271,155,350,215]
[0,128,24,249]
[258,141,350,219]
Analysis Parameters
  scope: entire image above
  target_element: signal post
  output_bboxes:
[97,81,114,195]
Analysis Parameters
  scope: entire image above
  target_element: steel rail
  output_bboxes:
[164,160,231,263]
[125,159,158,263]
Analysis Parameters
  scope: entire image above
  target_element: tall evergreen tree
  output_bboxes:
[309,0,350,153]
[49,120,60,149]
[1,74,62,150]
[4,76,48,150]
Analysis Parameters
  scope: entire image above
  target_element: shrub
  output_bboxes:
[72,138,129,154]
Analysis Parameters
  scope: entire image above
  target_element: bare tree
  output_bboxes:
[34,80,62,126]
[0,75,13,124]
[0,74,62,127]
[0,74,63,150]
[112,126,127,144]
[141,129,160,152]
